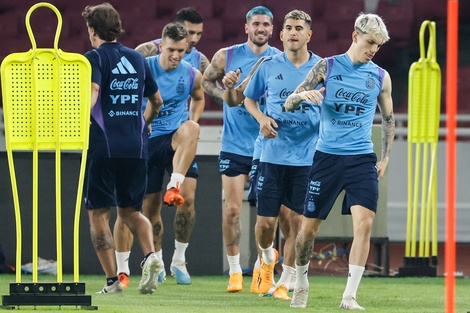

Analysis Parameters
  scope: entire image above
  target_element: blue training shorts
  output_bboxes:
[247,158,260,205]
[147,132,199,194]
[257,162,310,217]
[304,151,378,219]
[84,158,147,210]
[218,151,252,177]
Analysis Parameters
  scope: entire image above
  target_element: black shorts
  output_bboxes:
[247,158,260,205]
[84,158,147,210]
[304,151,378,219]
[218,151,252,177]
[257,162,310,217]
[146,133,199,194]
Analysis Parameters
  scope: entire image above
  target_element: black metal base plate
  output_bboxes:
[2,282,96,309]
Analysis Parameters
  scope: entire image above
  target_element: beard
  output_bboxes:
[249,32,271,47]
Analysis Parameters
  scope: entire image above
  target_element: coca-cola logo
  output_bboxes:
[110,78,139,90]
[279,88,293,99]
[335,88,369,104]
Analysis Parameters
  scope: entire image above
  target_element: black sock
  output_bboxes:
[106,276,118,286]
[143,252,153,261]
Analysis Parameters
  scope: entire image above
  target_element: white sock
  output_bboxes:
[277,264,295,287]
[295,262,310,289]
[227,254,242,275]
[172,240,188,263]
[155,249,163,260]
[343,264,365,299]
[167,173,185,190]
[259,242,275,265]
[115,251,130,276]
[254,256,261,270]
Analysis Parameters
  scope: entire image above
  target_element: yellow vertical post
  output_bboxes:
[399,20,441,276]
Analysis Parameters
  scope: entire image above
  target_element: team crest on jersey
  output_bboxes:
[176,77,185,95]
[365,77,375,90]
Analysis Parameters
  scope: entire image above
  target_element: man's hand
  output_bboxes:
[222,69,241,89]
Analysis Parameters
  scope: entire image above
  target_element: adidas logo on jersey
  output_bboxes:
[112,56,137,74]
[275,74,284,80]
[332,75,343,81]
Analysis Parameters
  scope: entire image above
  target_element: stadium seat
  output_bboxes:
[312,41,339,59]
[200,19,223,41]
[414,0,447,25]
[222,0,267,21]
[324,0,363,40]
[112,0,157,18]
[222,17,247,42]
[324,0,364,21]
[377,0,415,46]
[197,39,224,62]
[155,0,176,17]
[173,0,215,19]
[0,12,20,38]
[268,0,314,18]
[127,19,172,46]
[312,20,329,45]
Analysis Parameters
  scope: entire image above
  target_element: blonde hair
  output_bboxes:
[354,13,390,43]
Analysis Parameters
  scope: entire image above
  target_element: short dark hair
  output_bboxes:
[174,7,203,24]
[82,2,124,41]
[284,10,312,28]
[161,22,189,42]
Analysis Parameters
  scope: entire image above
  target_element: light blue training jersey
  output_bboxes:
[318,53,386,155]
[151,39,203,122]
[144,55,197,138]
[221,43,281,157]
[244,52,322,166]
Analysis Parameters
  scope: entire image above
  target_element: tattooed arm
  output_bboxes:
[223,56,267,107]
[284,59,327,111]
[201,48,227,104]
[376,71,395,180]
[135,41,159,57]
[199,53,210,75]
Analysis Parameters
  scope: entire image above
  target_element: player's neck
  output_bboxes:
[246,40,269,56]
[286,48,310,68]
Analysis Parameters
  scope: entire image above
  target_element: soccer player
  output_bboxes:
[82,3,163,295]
[202,6,280,293]
[114,22,204,286]
[242,10,323,300]
[284,13,395,310]
[135,7,210,75]
[115,7,208,287]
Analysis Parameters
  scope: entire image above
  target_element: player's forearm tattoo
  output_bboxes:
[299,61,326,92]
[174,212,195,242]
[136,43,158,57]
[285,60,326,111]
[199,56,210,75]
[382,112,395,159]
[202,65,225,99]
[90,230,114,251]
[295,235,315,265]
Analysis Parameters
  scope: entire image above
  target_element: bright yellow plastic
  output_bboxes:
[405,21,441,261]
[0,2,91,283]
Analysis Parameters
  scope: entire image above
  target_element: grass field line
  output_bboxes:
[0,275,469,312]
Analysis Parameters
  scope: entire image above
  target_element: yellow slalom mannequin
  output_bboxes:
[1,1,90,296]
